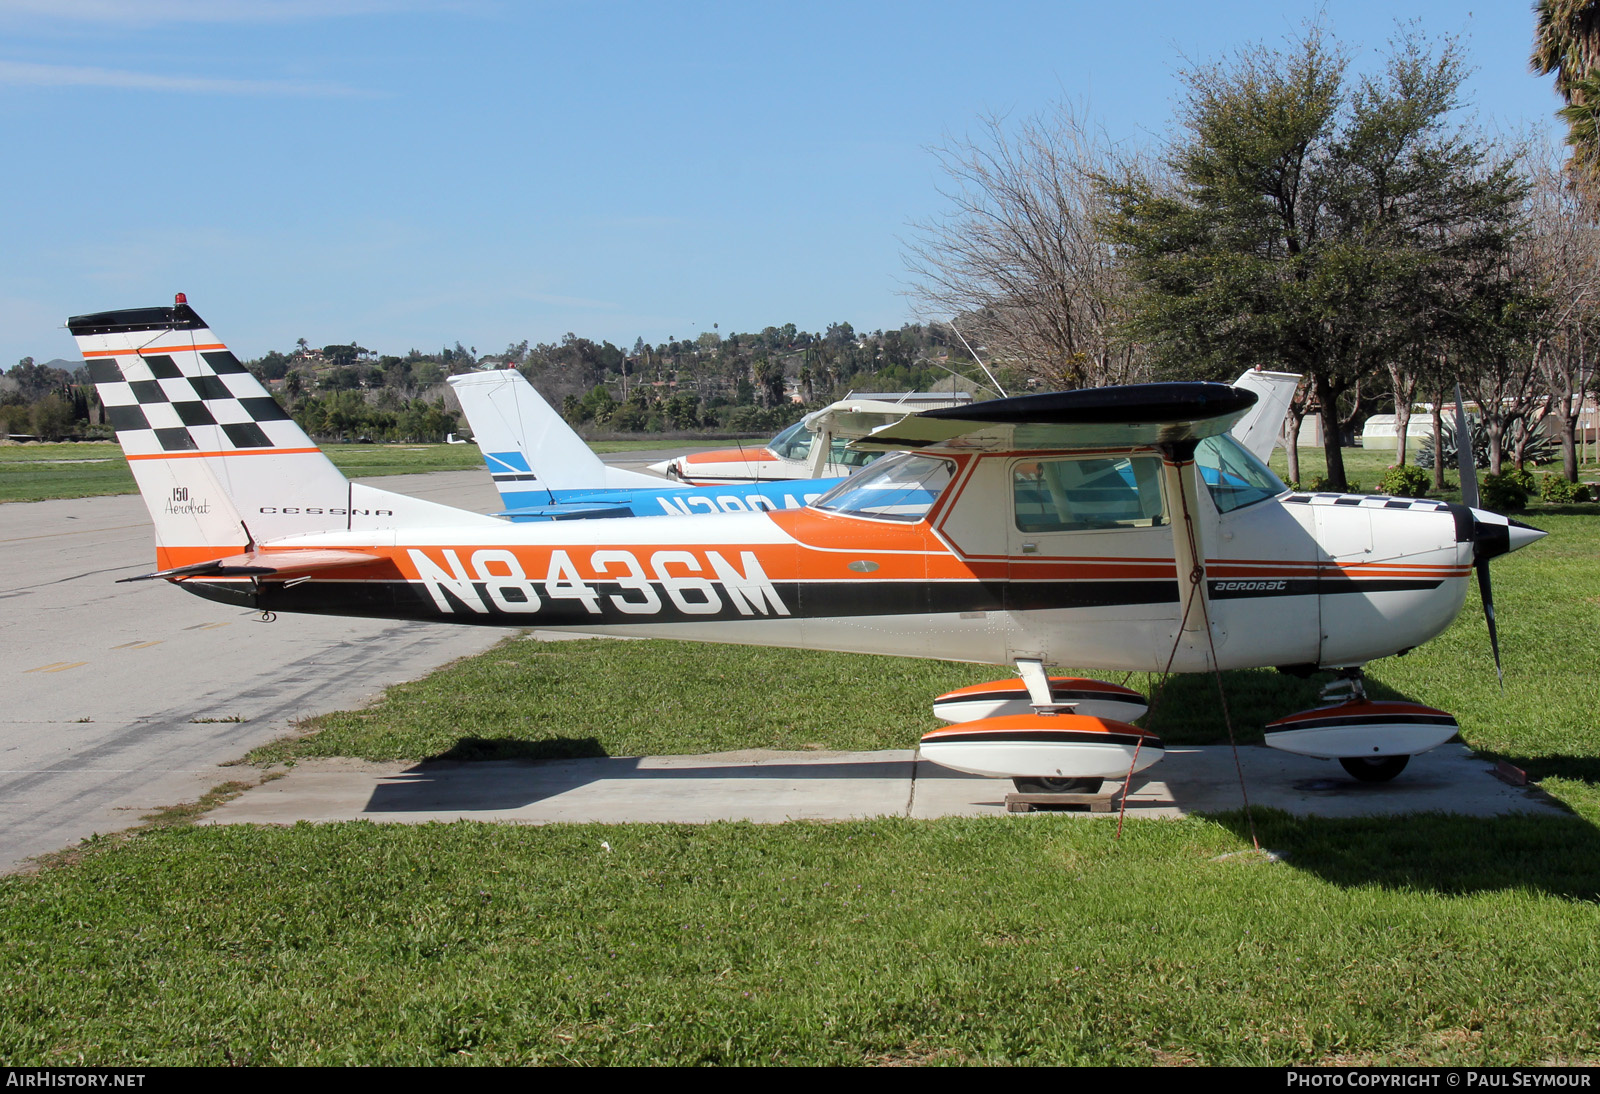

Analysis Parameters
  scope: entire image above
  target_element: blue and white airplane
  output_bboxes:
[448,370,845,521]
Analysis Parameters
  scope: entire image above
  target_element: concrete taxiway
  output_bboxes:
[204,741,1563,826]
[0,469,519,872]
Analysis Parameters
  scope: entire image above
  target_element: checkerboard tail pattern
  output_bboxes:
[70,301,323,458]
[68,299,354,553]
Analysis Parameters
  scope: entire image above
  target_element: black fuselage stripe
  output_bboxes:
[177,574,1452,626]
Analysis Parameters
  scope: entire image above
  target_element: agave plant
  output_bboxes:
[1415,414,1555,470]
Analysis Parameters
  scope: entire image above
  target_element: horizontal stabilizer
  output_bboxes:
[496,502,638,521]
[119,548,385,583]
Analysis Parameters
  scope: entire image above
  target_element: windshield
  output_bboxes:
[769,420,814,460]
[771,421,887,470]
[1196,434,1287,512]
[811,452,954,522]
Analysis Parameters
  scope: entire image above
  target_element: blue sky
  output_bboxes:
[0,1,1569,368]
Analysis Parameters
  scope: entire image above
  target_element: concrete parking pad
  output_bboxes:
[203,742,1564,827]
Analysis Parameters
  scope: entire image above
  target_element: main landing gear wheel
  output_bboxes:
[1338,755,1409,782]
[1012,776,1104,795]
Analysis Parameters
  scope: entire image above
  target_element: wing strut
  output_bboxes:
[1159,440,1210,639]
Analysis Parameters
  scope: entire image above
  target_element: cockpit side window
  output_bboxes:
[1013,455,1166,532]
[811,452,954,522]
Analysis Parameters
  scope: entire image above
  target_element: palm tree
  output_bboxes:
[1532,1,1600,204]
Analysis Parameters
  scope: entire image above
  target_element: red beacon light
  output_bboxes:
[174,292,187,305]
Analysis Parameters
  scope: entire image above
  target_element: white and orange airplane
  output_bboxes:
[72,298,1543,791]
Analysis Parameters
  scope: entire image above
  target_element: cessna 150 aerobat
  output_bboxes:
[73,298,1543,790]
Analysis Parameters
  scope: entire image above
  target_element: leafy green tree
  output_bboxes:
[578,384,617,425]
[252,351,291,381]
[30,393,73,439]
[8,357,70,401]
[1106,26,1526,489]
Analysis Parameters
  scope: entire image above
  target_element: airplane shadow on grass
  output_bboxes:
[1149,669,1600,901]
[364,737,921,817]
[1207,808,1600,902]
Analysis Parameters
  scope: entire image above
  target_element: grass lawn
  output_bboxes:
[1,463,1597,1065]
[0,442,486,502]
[1268,443,1600,499]
[2,816,1596,1065]
[0,438,735,502]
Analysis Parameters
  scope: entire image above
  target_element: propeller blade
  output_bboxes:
[1475,557,1503,689]
[1455,390,1505,688]
[1454,383,1478,510]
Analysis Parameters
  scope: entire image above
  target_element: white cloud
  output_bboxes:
[0,60,365,97]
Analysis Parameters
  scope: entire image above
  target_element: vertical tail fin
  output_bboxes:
[1229,369,1301,463]
[447,369,667,510]
[70,297,496,567]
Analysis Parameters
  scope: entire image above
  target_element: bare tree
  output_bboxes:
[1524,147,1600,481]
[904,105,1147,389]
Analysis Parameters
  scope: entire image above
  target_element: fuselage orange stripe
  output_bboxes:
[126,447,322,461]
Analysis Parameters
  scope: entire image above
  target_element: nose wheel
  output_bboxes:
[1012,777,1104,794]
[1338,755,1410,782]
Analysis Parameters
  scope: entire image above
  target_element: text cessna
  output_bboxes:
[406,546,791,620]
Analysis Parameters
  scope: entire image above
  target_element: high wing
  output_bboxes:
[854,382,1259,451]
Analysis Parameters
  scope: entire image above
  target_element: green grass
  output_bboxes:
[0,442,485,502]
[2,817,1596,1065]
[0,442,136,501]
[1269,444,1600,500]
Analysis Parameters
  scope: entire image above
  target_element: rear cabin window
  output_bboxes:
[1013,455,1166,532]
